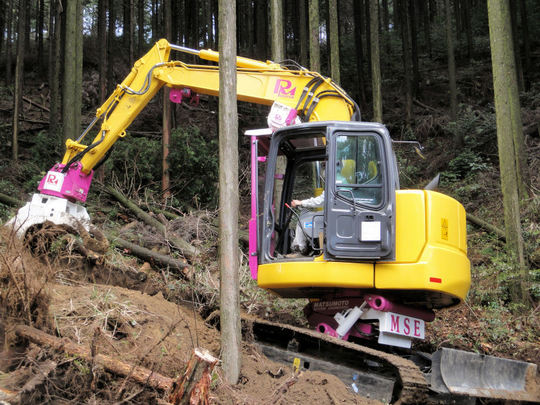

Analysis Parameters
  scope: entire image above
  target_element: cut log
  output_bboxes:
[106,234,191,279]
[15,325,217,405]
[168,348,218,405]
[105,186,200,260]
[467,213,506,241]
[14,324,175,391]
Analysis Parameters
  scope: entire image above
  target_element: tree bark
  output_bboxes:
[518,0,530,90]
[218,0,241,385]
[353,0,366,107]
[48,0,62,137]
[370,0,382,123]
[37,0,45,77]
[107,0,116,94]
[12,0,28,161]
[487,0,529,301]
[399,0,413,124]
[98,0,108,104]
[509,0,524,92]
[445,0,457,123]
[5,0,13,86]
[409,0,420,96]
[364,0,371,84]
[297,0,308,67]
[270,0,284,62]
[168,348,218,405]
[308,0,320,72]
[328,0,340,84]
[162,0,172,200]
[138,0,145,54]
[382,0,390,56]
[254,0,267,60]
[422,0,432,59]
[63,0,82,142]
[462,0,473,61]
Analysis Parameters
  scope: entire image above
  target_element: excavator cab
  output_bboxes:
[256,121,398,263]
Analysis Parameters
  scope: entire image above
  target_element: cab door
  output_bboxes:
[325,123,396,260]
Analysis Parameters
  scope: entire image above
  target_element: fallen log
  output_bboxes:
[23,96,50,112]
[0,192,23,207]
[169,348,218,405]
[105,186,200,260]
[107,234,191,279]
[467,213,506,241]
[14,324,175,391]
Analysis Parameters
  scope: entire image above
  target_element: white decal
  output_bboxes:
[43,171,65,193]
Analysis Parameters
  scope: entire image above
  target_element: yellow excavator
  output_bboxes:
[8,40,537,403]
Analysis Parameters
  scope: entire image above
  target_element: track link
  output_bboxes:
[242,315,429,404]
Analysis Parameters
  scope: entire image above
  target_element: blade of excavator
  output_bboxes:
[431,348,539,401]
[5,193,90,238]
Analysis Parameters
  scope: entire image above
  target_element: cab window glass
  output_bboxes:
[335,134,383,207]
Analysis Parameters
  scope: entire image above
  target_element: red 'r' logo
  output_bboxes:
[274,79,296,98]
[47,174,58,184]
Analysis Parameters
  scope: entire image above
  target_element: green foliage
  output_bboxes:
[104,126,218,208]
[29,130,63,171]
[440,108,495,185]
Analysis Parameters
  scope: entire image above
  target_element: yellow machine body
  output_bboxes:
[258,190,470,308]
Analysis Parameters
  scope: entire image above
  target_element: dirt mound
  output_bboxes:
[0,230,376,404]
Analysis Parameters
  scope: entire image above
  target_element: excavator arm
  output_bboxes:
[61,38,356,177]
[8,39,357,237]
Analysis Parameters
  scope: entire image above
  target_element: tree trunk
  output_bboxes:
[107,0,116,94]
[98,0,108,103]
[509,0,524,92]
[353,0,366,107]
[138,0,144,54]
[270,0,284,61]
[298,0,308,67]
[48,0,62,137]
[151,0,158,43]
[218,0,241,385]
[5,0,14,86]
[328,0,340,84]
[487,0,529,301]
[364,0,371,83]
[129,0,135,65]
[370,0,382,122]
[422,0,432,59]
[518,0,530,90]
[12,0,28,161]
[62,0,81,140]
[0,0,4,61]
[399,0,413,124]
[254,0,267,60]
[462,0,473,61]
[37,0,45,77]
[445,0,457,123]
[75,0,83,136]
[382,0,390,55]
[308,0,320,72]
[162,0,172,200]
[409,0,420,97]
